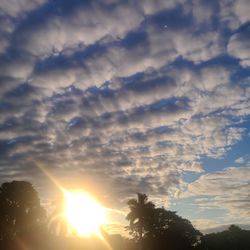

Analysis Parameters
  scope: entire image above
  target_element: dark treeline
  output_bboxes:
[0,181,249,250]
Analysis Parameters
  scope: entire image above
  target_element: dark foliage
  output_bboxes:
[198,225,250,250]
[0,181,46,240]
[126,193,202,250]
[143,208,202,250]
[126,193,155,241]
[0,182,249,250]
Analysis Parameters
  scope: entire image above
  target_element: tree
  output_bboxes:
[126,193,155,249]
[228,224,242,232]
[0,180,46,240]
[143,208,202,250]
[199,225,250,250]
[126,193,202,250]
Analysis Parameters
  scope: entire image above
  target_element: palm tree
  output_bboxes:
[126,193,155,250]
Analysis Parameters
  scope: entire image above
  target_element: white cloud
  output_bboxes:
[193,218,250,233]
[193,219,224,233]
[191,0,215,25]
[0,53,35,79]
[0,14,16,54]
[146,22,223,64]
[219,0,250,30]
[0,0,249,228]
[228,28,250,67]
[235,157,245,164]
[0,36,9,54]
[18,2,143,57]
[183,166,250,217]
[233,0,250,25]
[138,0,185,15]
[22,4,224,93]
[0,0,46,17]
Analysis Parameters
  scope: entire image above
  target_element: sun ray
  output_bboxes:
[96,231,113,250]
[37,162,111,246]
[63,191,107,237]
[36,163,66,193]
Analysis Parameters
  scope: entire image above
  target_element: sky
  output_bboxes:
[0,0,250,234]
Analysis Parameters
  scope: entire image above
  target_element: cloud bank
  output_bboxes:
[0,0,250,230]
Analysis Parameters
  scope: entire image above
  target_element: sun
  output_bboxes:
[63,191,106,237]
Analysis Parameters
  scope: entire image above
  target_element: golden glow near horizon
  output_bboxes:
[63,191,106,237]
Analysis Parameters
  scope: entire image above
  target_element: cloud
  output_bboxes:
[0,0,250,232]
[0,0,46,17]
[9,2,225,94]
[193,219,225,233]
[235,157,245,164]
[193,218,250,233]
[139,0,185,15]
[228,26,250,67]
[233,0,250,25]
[191,0,218,25]
[219,0,250,30]
[183,166,250,218]
[0,51,35,79]
[15,1,144,57]
[234,155,250,165]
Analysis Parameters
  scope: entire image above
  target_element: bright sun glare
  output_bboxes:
[64,192,106,237]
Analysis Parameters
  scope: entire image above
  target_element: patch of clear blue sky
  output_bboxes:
[182,118,250,184]
[174,119,250,223]
[202,119,250,173]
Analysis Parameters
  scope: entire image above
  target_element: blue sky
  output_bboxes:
[0,0,250,234]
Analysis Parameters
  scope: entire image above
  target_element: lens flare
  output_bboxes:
[64,192,106,237]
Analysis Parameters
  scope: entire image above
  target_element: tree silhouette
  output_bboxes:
[126,193,202,250]
[126,193,155,249]
[199,225,250,250]
[143,208,202,250]
[228,224,242,232]
[0,180,46,240]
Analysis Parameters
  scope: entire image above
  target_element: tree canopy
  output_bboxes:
[126,193,202,250]
[126,193,155,241]
[0,180,46,240]
[198,225,250,250]
[0,182,249,250]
